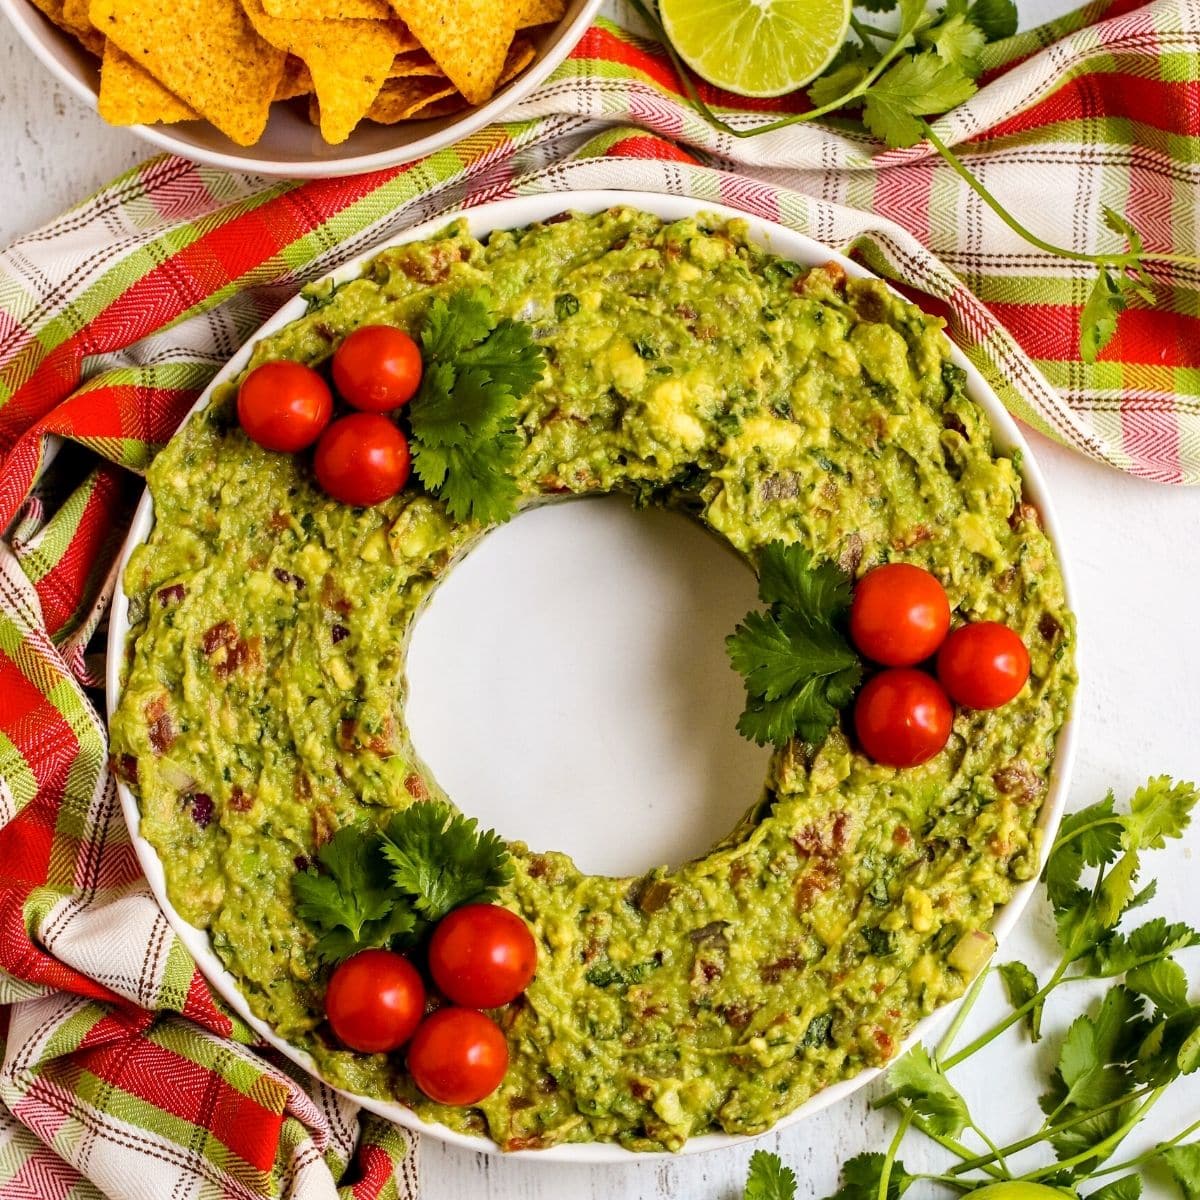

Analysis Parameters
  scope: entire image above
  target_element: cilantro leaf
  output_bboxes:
[380,800,512,922]
[1085,918,1200,979]
[727,542,863,748]
[408,289,545,525]
[1162,1143,1200,1200]
[757,541,853,621]
[1090,1176,1142,1200]
[919,12,987,76]
[1124,776,1197,851]
[999,960,1045,1040]
[1135,1005,1200,1085]
[1126,958,1189,1017]
[862,55,978,148]
[828,1153,915,1200]
[421,290,496,361]
[887,1045,970,1136]
[968,0,1018,40]
[1044,988,1142,1113]
[292,826,417,964]
[744,1150,797,1200]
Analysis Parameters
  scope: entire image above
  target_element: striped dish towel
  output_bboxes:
[0,0,1196,1195]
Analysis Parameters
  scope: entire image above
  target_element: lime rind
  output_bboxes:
[660,0,853,99]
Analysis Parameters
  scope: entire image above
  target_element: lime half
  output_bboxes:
[659,0,852,99]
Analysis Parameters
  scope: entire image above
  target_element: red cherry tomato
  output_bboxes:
[237,360,333,452]
[325,949,425,1054]
[429,904,537,1010]
[937,621,1031,709]
[332,325,423,412]
[407,1007,509,1106]
[849,563,951,667]
[854,668,953,768]
[314,413,410,507]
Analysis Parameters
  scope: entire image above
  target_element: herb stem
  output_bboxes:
[935,963,992,1066]
[946,1087,1156,1175]
[939,959,1067,1071]
[849,14,893,41]
[878,1108,914,1200]
[904,1111,1007,1180]
[1085,1112,1200,1179]
[1015,1091,1163,1181]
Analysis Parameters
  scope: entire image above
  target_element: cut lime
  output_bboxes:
[659,0,852,99]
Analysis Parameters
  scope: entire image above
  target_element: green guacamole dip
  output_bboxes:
[110,208,1076,1152]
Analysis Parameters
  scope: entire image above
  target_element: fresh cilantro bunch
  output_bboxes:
[293,799,512,964]
[726,540,863,747]
[628,0,1200,362]
[408,289,545,525]
[741,778,1199,1200]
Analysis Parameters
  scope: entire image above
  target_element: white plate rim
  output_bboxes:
[106,187,1080,1163]
[0,0,603,178]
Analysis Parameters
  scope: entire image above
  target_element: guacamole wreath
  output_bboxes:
[110,207,1076,1152]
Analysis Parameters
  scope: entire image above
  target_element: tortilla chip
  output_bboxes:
[89,0,285,145]
[98,41,198,124]
[275,55,314,99]
[498,34,536,87]
[387,0,517,105]
[28,0,103,54]
[409,92,470,120]
[263,0,391,18]
[516,0,565,27]
[240,0,410,143]
[366,74,456,123]
[387,49,445,78]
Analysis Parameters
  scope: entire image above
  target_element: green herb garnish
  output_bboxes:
[726,540,863,747]
[627,0,1200,362]
[734,777,1200,1200]
[292,799,511,965]
[408,289,545,525]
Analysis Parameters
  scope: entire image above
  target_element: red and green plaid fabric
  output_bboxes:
[1,0,1197,1194]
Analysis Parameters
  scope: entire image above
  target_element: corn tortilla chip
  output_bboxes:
[387,49,444,78]
[498,34,536,86]
[28,0,103,54]
[516,0,565,27]
[275,55,314,99]
[409,92,470,120]
[240,0,410,143]
[98,41,197,124]
[263,0,392,19]
[89,0,285,145]
[366,74,456,123]
[387,0,517,105]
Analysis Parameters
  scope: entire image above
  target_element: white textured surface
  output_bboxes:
[3,4,1198,1198]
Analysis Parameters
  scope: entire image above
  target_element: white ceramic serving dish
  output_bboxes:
[107,188,1079,1162]
[0,0,601,177]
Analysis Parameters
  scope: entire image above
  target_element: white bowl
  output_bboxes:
[0,0,601,177]
[106,188,1079,1162]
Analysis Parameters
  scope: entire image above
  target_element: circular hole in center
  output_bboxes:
[406,497,771,877]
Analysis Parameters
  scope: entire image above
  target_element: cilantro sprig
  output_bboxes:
[738,777,1199,1200]
[292,800,512,965]
[726,540,863,748]
[627,0,1200,362]
[408,289,545,525]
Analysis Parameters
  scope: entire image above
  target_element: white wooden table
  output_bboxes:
[2,7,1198,1198]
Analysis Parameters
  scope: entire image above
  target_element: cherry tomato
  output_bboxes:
[314,413,410,506]
[429,904,537,1010]
[237,360,333,452]
[332,325,423,412]
[407,1007,509,1106]
[937,621,1030,709]
[854,668,953,768]
[849,563,951,667]
[325,949,425,1054]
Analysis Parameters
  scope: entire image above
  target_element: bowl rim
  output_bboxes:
[105,186,1079,1163]
[0,0,604,178]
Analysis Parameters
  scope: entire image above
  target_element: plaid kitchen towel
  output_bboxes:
[0,0,1197,1194]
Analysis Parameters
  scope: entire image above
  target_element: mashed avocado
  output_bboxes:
[110,208,1076,1151]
